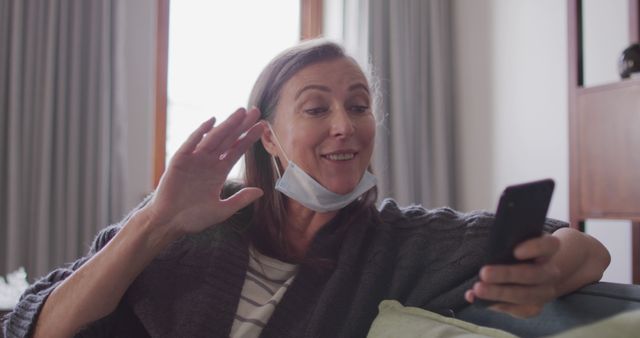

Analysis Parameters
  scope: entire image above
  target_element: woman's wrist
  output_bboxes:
[122,207,184,257]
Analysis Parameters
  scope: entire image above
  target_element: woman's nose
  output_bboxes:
[330,108,356,138]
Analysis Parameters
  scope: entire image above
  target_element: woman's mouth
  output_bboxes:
[323,152,357,161]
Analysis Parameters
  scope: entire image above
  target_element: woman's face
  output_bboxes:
[263,57,376,195]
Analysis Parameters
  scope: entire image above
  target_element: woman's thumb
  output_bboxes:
[222,187,264,212]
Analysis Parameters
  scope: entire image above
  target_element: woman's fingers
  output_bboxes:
[468,235,563,318]
[514,234,560,261]
[176,117,216,155]
[215,107,262,159]
[489,303,544,319]
[196,107,262,157]
[479,263,560,285]
[196,107,248,154]
[464,289,475,303]
[219,121,265,168]
[220,187,264,216]
[472,281,556,305]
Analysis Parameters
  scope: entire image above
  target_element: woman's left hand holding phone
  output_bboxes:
[465,234,562,318]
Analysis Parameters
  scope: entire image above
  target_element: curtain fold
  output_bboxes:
[343,0,456,208]
[0,0,126,279]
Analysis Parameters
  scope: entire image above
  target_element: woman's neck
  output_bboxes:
[284,198,339,258]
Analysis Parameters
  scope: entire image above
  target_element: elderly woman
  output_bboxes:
[4,40,609,338]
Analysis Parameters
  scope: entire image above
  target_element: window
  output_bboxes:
[165,1,301,179]
[155,0,323,185]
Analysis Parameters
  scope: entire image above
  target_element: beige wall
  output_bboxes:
[452,0,569,219]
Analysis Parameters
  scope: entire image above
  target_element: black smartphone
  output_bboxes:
[485,178,554,265]
[475,179,555,306]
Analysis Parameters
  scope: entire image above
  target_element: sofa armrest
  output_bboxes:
[456,282,640,338]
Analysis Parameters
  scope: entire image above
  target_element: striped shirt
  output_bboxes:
[230,246,298,338]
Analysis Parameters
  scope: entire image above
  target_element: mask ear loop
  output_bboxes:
[265,124,287,254]
[267,123,289,179]
[271,156,283,179]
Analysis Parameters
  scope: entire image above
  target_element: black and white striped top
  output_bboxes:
[230,246,298,338]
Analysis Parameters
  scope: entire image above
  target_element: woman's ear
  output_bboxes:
[261,127,279,157]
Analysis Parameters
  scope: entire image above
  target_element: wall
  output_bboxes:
[452,0,632,283]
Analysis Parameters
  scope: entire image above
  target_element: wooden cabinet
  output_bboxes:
[575,81,640,218]
[568,0,640,283]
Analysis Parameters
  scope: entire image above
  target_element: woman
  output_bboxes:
[4,40,610,338]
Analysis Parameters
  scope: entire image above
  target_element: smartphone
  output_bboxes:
[475,179,555,306]
[485,178,555,265]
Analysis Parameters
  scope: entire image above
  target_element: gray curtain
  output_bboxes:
[0,0,127,279]
[342,0,456,208]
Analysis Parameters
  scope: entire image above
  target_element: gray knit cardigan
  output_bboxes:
[3,198,565,338]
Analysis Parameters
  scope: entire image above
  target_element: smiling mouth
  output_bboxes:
[323,152,357,161]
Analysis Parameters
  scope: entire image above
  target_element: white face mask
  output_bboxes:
[267,123,377,213]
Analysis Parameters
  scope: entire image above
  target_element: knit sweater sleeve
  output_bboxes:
[1,226,120,338]
[2,194,153,338]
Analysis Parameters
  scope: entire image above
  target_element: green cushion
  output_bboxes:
[367,300,518,338]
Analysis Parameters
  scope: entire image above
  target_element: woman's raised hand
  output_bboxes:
[144,107,265,238]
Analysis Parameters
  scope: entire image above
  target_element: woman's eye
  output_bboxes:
[303,107,329,115]
[349,105,370,114]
